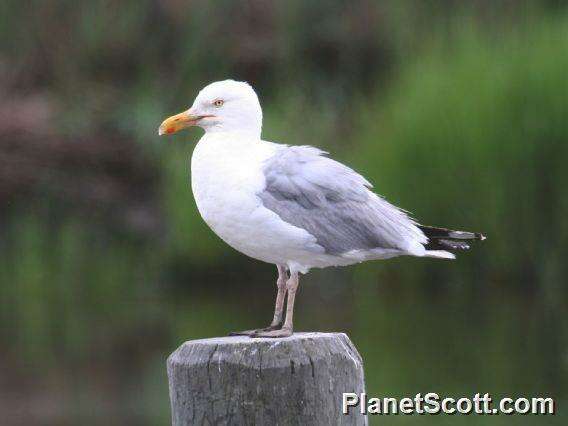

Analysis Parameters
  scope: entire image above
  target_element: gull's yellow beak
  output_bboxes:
[158,111,206,136]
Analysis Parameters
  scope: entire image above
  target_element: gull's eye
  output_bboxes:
[213,99,224,107]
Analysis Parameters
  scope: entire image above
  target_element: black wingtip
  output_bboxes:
[420,225,486,251]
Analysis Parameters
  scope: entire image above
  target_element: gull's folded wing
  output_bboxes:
[258,145,426,255]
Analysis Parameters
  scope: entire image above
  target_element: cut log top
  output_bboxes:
[168,332,363,371]
[167,332,367,425]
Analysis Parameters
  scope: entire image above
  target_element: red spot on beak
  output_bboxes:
[166,128,175,134]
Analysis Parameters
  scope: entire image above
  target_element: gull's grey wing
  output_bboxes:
[258,145,426,255]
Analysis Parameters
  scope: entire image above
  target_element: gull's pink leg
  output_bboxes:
[252,271,299,338]
[229,265,288,336]
[269,265,288,328]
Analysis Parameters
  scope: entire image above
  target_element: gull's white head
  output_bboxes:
[158,80,262,138]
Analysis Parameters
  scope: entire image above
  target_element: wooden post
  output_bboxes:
[167,332,367,425]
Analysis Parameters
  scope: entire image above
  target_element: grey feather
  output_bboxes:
[258,146,425,255]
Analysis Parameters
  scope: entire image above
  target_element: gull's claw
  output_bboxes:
[251,327,293,338]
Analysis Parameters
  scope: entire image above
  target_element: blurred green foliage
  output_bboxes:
[0,1,567,425]
[354,13,568,289]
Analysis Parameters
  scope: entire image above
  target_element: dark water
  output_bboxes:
[2,259,565,426]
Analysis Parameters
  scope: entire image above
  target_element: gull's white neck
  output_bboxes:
[190,131,274,196]
[203,128,262,140]
[202,117,262,139]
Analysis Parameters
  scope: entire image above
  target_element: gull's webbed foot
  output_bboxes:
[251,327,293,338]
[228,325,281,337]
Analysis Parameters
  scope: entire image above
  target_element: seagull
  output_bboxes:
[159,80,485,338]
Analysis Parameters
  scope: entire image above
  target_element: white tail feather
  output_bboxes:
[425,250,456,260]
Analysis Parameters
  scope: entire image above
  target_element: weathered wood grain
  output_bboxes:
[167,332,366,425]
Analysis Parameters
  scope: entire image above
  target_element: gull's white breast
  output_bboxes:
[190,133,326,271]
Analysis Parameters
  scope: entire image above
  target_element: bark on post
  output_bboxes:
[167,332,366,425]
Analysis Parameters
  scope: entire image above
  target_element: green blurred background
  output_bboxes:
[1,0,567,424]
